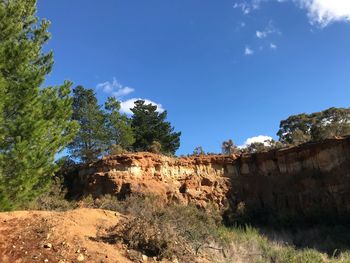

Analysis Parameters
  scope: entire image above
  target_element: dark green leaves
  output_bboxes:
[0,0,77,211]
[131,100,181,155]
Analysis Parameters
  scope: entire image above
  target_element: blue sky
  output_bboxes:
[37,0,350,155]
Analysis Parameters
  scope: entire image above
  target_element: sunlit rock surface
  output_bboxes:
[66,136,350,220]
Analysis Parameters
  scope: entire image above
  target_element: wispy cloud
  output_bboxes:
[270,43,277,49]
[244,46,254,55]
[96,78,135,98]
[120,98,165,115]
[233,1,260,14]
[96,78,164,115]
[256,21,280,39]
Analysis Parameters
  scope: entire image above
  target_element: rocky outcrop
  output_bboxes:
[66,154,234,208]
[66,136,350,221]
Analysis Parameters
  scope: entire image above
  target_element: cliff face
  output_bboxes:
[230,137,350,220]
[66,137,350,220]
[67,154,233,208]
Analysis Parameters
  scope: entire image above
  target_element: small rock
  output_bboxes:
[142,254,148,261]
[44,259,49,262]
[77,253,85,262]
[43,243,52,249]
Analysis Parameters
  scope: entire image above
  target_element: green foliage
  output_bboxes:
[277,107,350,145]
[68,86,108,163]
[311,108,350,141]
[104,96,135,152]
[0,0,77,211]
[69,95,180,160]
[131,100,181,155]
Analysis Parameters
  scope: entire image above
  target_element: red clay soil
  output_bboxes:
[0,208,133,263]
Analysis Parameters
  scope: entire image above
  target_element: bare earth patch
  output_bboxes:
[0,208,132,263]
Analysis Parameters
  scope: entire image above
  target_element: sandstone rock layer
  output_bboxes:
[66,136,350,220]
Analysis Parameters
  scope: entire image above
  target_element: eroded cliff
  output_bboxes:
[65,136,350,221]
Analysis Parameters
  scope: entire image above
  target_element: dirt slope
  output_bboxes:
[0,208,133,263]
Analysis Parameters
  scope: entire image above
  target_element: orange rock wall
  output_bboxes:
[66,137,350,220]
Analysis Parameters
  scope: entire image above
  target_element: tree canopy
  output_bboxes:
[277,107,350,145]
[68,86,107,163]
[0,0,78,210]
[104,97,135,152]
[131,100,181,155]
[67,95,180,161]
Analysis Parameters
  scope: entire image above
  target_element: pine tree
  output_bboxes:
[104,97,135,152]
[0,0,78,210]
[68,86,108,163]
[131,100,181,154]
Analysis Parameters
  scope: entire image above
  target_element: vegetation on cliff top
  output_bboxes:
[218,107,350,155]
[67,85,181,163]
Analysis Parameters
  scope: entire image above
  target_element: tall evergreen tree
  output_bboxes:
[104,97,135,152]
[131,100,181,154]
[0,0,78,210]
[68,86,107,163]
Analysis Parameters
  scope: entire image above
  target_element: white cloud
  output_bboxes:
[96,78,135,98]
[113,86,134,98]
[270,43,277,49]
[244,46,254,55]
[239,135,274,148]
[234,0,350,26]
[297,0,350,26]
[120,98,165,115]
[256,30,267,38]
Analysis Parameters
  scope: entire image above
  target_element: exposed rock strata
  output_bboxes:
[66,136,350,220]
